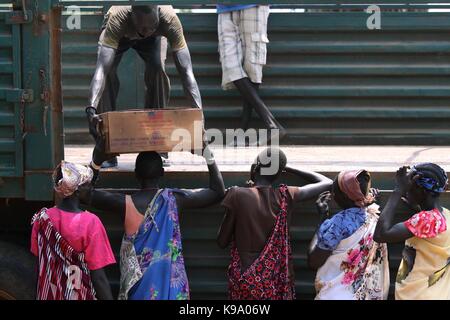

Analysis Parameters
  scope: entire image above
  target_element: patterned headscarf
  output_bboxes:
[53,161,93,198]
[411,163,448,194]
[337,169,374,208]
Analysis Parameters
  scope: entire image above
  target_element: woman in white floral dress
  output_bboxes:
[308,170,390,300]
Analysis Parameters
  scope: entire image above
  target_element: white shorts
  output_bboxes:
[218,6,270,90]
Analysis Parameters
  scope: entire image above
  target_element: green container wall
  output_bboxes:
[0,2,65,200]
[0,11,22,177]
[62,8,450,145]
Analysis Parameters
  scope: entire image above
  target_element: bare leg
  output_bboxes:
[233,77,286,143]
[233,83,254,147]
[240,82,258,131]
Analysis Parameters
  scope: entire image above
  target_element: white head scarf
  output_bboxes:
[53,161,93,197]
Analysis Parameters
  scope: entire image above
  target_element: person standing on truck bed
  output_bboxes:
[217,4,286,144]
[217,147,332,299]
[78,139,225,300]
[86,5,202,168]
[31,161,116,300]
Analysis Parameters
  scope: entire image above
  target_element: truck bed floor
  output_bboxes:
[65,145,450,173]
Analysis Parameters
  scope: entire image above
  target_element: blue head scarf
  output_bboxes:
[411,163,448,194]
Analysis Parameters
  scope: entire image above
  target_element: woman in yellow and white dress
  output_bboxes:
[374,163,450,300]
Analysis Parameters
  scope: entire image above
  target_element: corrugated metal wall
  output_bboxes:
[62,8,450,145]
[0,11,22,177]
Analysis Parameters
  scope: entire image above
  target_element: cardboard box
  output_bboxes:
[100,108,203,154]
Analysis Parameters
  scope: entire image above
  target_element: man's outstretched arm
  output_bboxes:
[86,40,117,139]
[88,43,116,110]
[173,47,202,109]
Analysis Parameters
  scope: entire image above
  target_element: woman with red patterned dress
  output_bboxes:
[217,147,332,300]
